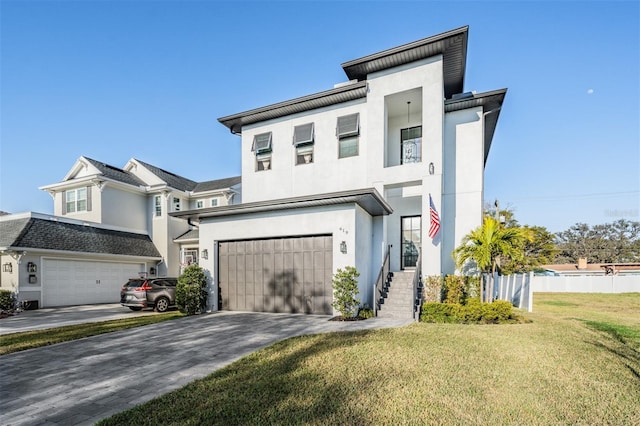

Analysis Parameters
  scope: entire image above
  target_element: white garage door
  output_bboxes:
[43,259,145,307]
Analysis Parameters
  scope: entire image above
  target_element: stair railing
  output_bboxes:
[374,244,391,316]
[412,249,422,321]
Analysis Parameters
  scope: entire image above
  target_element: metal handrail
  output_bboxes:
[374,245,391,316]
[412,249,422,321]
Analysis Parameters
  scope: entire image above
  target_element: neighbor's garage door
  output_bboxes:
[43,259,145,307]
[218,235,333,314]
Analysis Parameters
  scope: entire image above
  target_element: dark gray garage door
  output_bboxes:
[218,235,333,314]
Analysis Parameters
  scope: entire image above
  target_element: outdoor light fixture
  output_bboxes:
[2,263,12,273]
[149,267,156,276]
[201,249,208,260]
[429,162,435,175]
[340,241,347,254]
[27,262,37,273]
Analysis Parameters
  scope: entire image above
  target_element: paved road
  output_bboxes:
[0,309,412,425]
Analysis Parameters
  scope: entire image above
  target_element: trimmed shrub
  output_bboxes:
[357,304,374,319]
[420,299,516,324]
[420,302,458,323]
[176,265,208,315]
[0,290,17,312]
[331,266,360,317]
[481,300,514,323]
[423,275,443,303]
[443,275,467,304]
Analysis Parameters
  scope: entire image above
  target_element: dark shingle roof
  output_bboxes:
[193,176,241,193]
[1,218,161,258]
[83,157,146,187]
[135,159,198,192]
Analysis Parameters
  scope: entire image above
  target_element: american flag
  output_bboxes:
[428,194,441,239]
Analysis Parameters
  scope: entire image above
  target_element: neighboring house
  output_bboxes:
[39,156,241,278]
[542,259,640,276]
[171,26,507,316]
[0,213,161,308]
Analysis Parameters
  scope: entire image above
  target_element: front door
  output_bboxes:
[401,215,421,269]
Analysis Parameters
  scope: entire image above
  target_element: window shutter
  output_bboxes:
[61,191,67,215]
[86,185,92,212]
[293,123,314,146]
[337,113,359,138]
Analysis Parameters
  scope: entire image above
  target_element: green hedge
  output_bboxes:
[0,289,17,312]
[420,300,516,324]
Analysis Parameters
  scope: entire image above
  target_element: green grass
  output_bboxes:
[99,292,640,425]
[0,311,184,355]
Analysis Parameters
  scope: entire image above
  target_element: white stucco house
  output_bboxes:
[171,26,506,318]
[0,157,240,308]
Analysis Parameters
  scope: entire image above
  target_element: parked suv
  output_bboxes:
[120,278,178,312]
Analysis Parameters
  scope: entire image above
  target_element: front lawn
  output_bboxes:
[99,293,640,425]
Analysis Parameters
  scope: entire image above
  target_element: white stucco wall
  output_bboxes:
[442,107,485,274]
[101,186,147,231]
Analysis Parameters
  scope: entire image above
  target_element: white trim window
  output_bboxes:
[154,195,162,217]
[196,200,204,209]
[337,113,359,158]
[253,132,272,171]
[401,126,422,164]
[173,197,181,212]
[293,123,314,165]
[211,197,219,207]
[64,187,88,214]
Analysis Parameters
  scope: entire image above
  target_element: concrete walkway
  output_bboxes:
[0,310,413,426]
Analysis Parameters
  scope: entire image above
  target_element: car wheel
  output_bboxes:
[155,297,169,313]
[128,307,143,311]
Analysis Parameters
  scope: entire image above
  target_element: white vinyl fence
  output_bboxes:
[531,275,639,293]
[491,273,640,312]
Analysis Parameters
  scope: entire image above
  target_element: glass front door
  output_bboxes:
[401,216,421,269]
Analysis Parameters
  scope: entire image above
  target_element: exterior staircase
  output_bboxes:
[377,271,416,320]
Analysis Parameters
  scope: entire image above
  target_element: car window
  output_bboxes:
[125,279,144,288]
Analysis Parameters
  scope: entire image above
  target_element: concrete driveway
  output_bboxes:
[0,308,412,426]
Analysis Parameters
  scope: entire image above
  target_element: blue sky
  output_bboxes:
[1,0,638,233]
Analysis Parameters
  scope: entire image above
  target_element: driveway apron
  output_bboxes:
[0,311,412,426]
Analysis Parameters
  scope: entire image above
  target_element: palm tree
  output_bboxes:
[453,217,532,302]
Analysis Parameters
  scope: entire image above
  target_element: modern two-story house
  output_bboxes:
[171,26,506,318]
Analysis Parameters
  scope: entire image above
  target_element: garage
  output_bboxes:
[218,235,333,314]
[43,259,145,307]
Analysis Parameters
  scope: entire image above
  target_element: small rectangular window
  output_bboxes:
[252,132,272,154]
[211,198,219,207]
[337,113,360,158]
[65,188,88,214]
[196,200,204,209]
[154,195,162,217]
[173,197,181,212]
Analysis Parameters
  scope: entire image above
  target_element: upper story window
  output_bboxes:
[293,123,314,165]
[211,197,219,207]
[173,197,181,212]
[154,195,162,217]
[401,126,422,164]
[196,200,204,209]
[337,113,359,158]
[253,132,273,171]
[64,187,89,214]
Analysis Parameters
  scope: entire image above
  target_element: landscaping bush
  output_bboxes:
[176,265,208,315]
[357,304,374,319]
[0,290,17,312]
[331,266,360,318]
[423,275,443,302]
[420,299,516,324]
[442,275,467,304]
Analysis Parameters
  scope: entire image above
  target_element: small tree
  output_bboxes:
[331,266,360,318]
[176,265,208,315]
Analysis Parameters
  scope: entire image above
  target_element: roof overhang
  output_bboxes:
[342,26,468,99]
[170,188,393,222]
[445,88,507,165]
[218,81,367,134]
